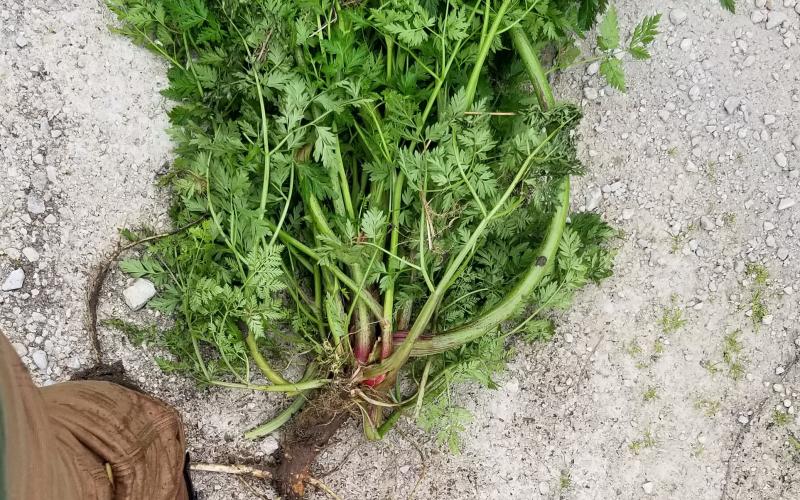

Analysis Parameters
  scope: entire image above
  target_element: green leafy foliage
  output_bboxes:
[720,0,736,13]
[587,7,661,90]
[107,0,639,451]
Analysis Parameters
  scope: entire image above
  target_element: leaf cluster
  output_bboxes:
[108,0,632,447]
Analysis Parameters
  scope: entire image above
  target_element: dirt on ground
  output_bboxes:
[1,0,799,499]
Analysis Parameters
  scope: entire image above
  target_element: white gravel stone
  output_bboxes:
[774,383,785,393]
[738,415,749,424]
[778,198,796,211]
[775,152,788,168]
[538,482,550,495]
[587,62,600,75]
[585,186,603,211]
[31,350,48,371]
[766,11,787,29]
[123,278,157,311]
[700,216,714,231]
[2,269,25,291]
[15,36,28,48]
[642,482,654,495]
[724,96,739,114]
[259,435,279,455]
[22,247,40,262]
[584,87,598,100]
[670,9,687,25]
[12,342,27,357]
[27,196,46,215]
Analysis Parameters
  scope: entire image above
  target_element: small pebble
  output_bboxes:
[642,482,654,495]
[123,279,157,311]
[778,198,796,211]
[12,343,27,357]
[738,415,749,424]
[724,96,740,114]
[766,11,787,30]
[31,350,48,371]
[670,9,688,25]
[27,196,46,215]
[585,186,603,211]
[22,247,40,262]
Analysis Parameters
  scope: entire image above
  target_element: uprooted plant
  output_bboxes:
[106,0,659,496]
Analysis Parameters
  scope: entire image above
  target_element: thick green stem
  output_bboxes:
[509,26,555,110]
[409,177,569,355]
[386,35,394,80]
[210,379,327,392]
[464,0,513,107]
[361,125,565,380]
[245,396,307,439]
[245,334,291,386]
[244,363,318,439]
[381,172,405,358]
[403,24,567,357]
[305,195,376,361]
[334,135,355,219]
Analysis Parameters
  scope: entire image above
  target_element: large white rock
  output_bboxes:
[123,278,156,311]
[2,268,25,291]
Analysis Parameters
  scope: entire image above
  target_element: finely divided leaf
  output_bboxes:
[361,208,387,241]
[578,0,610,30]
[600,58,626,90]
[597,6,620,51]
[628,14,661,60]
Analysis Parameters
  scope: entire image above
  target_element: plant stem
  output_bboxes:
[409,177,569,355]
[245,334,291,386]
[210,379,327,392]
[361,125,566,380]
[381,172,405,357]
[509,26,555,110]
[464,0,513,107]
[245,396,307,439]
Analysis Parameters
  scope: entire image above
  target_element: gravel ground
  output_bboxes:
[2,1,799,499]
